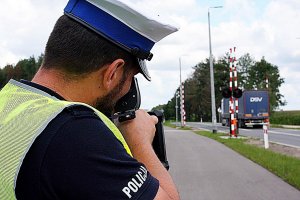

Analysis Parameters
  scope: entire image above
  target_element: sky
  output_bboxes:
[1,0,300,111]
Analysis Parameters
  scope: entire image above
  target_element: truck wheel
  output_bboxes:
[221,119,226,126]
[239,120,245,128]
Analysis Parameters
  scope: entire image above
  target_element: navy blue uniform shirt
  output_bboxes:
[15,80,159,200]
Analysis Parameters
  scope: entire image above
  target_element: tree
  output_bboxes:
[214,57,230,112]
[238,53,255,89]
[246,57,286,110]
[172,57,229,122]
[152,99,176,121]
[1,65,15,88]
[0,54,43,88]
[238,55,286,110]
[15,56,37,81]
[153,53,286,121]
[184,60,211,121]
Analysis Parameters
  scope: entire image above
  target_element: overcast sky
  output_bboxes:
[1,0,300,111]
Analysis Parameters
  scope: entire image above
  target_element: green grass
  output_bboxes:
[163,120,193,130]
[271,110,300,125]
[163,120,177,128]
[195,131,300,190]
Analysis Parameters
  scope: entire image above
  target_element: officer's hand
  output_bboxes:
[117,109,158,155]
[117,110,180,200]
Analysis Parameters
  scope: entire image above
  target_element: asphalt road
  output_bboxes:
[164,126,300,200]
[185,122,300,148]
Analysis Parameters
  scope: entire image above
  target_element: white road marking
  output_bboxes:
[165,130,188,132]
[268,130,300,137]
[285,129,300,132]
[239,128,251,132]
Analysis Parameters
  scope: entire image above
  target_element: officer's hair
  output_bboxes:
[42,15,135,78]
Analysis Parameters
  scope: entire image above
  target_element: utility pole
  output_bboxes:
[208,6,222,133]
[179,57,186,127]
[175,91,179,126]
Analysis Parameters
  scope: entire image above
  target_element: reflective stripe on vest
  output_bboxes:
[0,79,132,199]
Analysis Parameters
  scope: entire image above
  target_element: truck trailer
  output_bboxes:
[221,90,270,128]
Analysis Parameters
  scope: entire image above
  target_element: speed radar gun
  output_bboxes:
[113,77,169,170]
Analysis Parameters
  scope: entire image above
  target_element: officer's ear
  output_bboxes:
[102,59,125,90]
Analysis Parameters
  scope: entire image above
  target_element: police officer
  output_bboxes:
[0,0,179,199]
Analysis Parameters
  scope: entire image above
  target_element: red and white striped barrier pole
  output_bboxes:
[233,47,239,135]
[263,124,269,149]
[229,96,235,136]
[181,83,186,127]
[229,48,237,137]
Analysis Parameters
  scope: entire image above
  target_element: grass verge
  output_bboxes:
[163,120,193,130]
[163,120,176,128]
[270,124,300,130]
[194,130,300,190]
[271,110,300,125]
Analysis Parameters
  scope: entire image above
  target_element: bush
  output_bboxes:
[270,110,300,125]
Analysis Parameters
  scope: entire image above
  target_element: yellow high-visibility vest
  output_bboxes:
[0,79,132,199]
